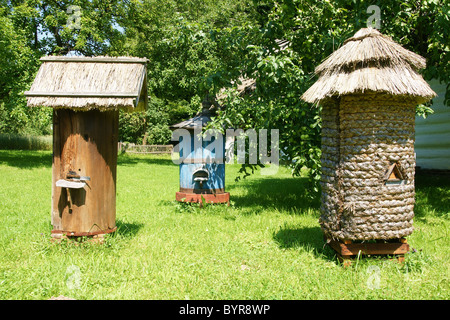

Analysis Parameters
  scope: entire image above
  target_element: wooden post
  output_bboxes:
[51,108,119,238]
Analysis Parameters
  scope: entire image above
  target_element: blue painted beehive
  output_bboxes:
[171,99,230,205]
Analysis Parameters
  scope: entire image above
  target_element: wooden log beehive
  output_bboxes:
[25,56,148,238]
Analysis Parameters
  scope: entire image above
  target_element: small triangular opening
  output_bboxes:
[384,163,405,185]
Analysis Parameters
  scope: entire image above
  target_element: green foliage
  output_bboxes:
[118,110,146,144]
[145,124,172,145]
[0,10,45,135]
[124,0,256,104]
[208,0,450,192]
[0,0,130,135]
[6,0,128,56]
[0,133,52,150]
[416,102,435,119]
[143,97,176,145]
[268,0,449,103]
[383,0,450,105]
[0,0,449,192]
[118,97,196,145]
[115,0,256,144]
[208,42,323,191]
[147,18,221,100]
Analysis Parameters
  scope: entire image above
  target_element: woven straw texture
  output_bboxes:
[320,94,417,240]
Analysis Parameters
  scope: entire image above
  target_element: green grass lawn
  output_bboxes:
[0,150,448,300]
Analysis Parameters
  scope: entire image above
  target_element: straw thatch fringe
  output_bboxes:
[27,97,138,112]
[26,56,148,111]
[301,28,436,104]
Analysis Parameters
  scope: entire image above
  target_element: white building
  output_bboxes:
[415,79,450,170]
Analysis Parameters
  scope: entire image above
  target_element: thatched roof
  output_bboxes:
[25,56,148,112]
[301,28,436,105]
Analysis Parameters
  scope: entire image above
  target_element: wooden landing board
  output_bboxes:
[55,179,86,189]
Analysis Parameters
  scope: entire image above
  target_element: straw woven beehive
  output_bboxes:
[302,28,436,241]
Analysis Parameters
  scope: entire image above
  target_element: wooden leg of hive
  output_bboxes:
[50,232,63,243]
[91,233,105,244]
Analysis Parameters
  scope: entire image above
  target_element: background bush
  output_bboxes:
[0,134,52,151]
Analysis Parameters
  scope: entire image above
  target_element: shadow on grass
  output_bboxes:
[414,172,450,219]
[228,176,320,214]
[272,226,336,260]
[114,220,144,238]
[0,150,175,169]
[0,150,52,169]
[117,153,175,167]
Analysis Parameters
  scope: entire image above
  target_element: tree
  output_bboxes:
[5,0,128,56]
[115,0,258,143]
[1,0,448,185]
[123,0,256,101]
[0,0,131,135]
[207,0,449,193]
[0,5,47,134]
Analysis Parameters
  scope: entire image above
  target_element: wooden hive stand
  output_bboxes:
[326,237,410,267]
[50,229,111,244]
